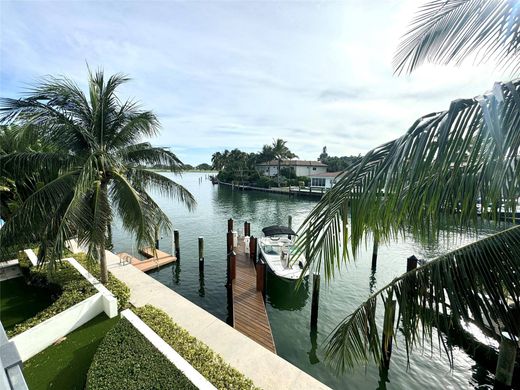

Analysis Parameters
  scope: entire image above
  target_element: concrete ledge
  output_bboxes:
[65,257,118,318]
[11,293,104,361]
[122,309,216,390]
[106,250,331,390]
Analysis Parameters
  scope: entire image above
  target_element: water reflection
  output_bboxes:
[173,261,181,284]
[266,272,310,311]
[369,268,377,294]
[308,328,320,365]
[198,270,205,297]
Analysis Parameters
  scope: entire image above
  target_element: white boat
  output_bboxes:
[258,225,309,281]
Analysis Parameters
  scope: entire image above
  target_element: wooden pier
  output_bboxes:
[231,236,276,354]
[117,247,176,272]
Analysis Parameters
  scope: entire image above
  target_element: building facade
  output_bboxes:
[256,160,327,177]
[309,172,342,189]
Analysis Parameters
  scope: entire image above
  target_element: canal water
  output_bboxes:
[111,172,507,389]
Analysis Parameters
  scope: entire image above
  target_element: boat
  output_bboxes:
[258,225,309,280]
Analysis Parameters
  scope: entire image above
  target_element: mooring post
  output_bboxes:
[381,299,397,369]
[198,236,204,272]
[230,251,236,280]
[310,272,320,330]
[228,218,234,233]
[250,236,257,262]
[227,231,233,254]
[495,332,517,387]
[407,255,418,272]
[174,230,180,260]
[371,238,379,269]
[288,215,293,239]
[256,259,266,300]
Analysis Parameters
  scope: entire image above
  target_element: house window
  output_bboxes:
[311,178,326,187]
[312,167,316,170]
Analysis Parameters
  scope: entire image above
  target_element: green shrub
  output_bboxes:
[72,253,130,309]
[7,251,130,337]
[134,305,258,390]
[8,255,96,337]
[86,318,196,390]
[255,176,276,188]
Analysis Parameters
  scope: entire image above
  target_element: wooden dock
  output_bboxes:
[231,237,276,354]
[117,247,176,272]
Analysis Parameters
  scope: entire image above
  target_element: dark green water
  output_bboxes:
[111,172,505,389]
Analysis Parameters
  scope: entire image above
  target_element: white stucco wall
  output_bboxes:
[11,293,105,361]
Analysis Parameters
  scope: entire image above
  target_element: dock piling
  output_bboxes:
[371,238,379,270]
[495,333,517,387]
[407,255,418,272]
[230,251,236,280]
[310,272,320,330]
[256,259,266,300]
[381,299,397,368]
[250,236,257,262]
[228,218,234,232]
[198,236,204,272]
[174,230,180,260]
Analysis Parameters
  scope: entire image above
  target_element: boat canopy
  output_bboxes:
[262,225,297,237]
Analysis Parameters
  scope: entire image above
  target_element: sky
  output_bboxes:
[0,0,509,165]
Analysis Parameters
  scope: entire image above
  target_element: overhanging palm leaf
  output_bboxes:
[326,225,520,371]
[296,79,520,277]
[394,0,520,75]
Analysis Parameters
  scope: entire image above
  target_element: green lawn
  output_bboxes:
[0,277,54,331]
[23,314,119,390]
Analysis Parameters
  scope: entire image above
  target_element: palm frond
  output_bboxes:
[126,168,196,211]
[394,0,520,75]
[326,225,520,371]
[295,79,520,272]
[119,143,183,171]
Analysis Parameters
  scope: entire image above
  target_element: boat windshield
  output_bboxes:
[262,245,282,256]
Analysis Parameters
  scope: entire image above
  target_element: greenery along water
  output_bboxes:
[111,172,506,390]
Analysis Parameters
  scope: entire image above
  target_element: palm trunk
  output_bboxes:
[100,242,108,284]
[99,181,109,284]
[277,158,281,187]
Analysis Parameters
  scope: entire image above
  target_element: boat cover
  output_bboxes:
[262,225,297,236]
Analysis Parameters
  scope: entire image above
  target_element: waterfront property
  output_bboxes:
[308,172,342,189]
[256,159,327,177]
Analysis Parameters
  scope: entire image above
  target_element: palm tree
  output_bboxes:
[0,69,195,283]
[271,138,297,187]
[295,0,519,374]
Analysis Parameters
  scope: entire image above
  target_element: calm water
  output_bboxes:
[111,172,508,390]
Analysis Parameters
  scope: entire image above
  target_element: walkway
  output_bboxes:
[232,238,276,353]
[105,251,330,390]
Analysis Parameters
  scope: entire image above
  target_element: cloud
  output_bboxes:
[0,0,510,165]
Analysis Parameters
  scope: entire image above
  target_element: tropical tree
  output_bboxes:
[271,138,298,187]
[295,0,520,374]
[0,69,195,283]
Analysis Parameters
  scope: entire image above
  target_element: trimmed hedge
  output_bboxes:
[134,305,259,390]
[86,318,197,390]
[72,252,130,310]
[7,251,130,337]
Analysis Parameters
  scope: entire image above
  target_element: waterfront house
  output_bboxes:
[309,172,342,189]
[256,159,327,177]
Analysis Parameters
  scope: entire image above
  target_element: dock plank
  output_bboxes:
[117,249,176,273]
[231,237,276,354]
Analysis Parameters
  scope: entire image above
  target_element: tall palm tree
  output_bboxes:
[271,138,297,187]
[0,69,195,283]
[295,0,519,373]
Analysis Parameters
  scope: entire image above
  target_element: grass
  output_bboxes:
[23,314,119,390]
[0,277,54,331]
